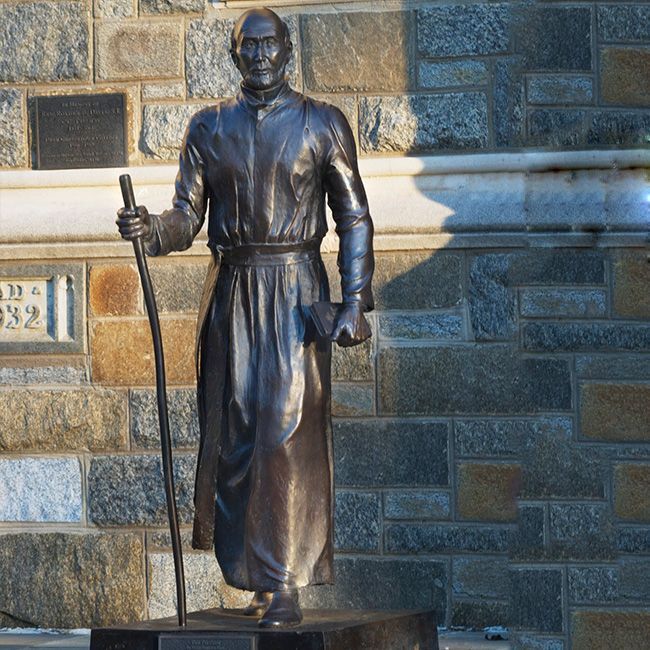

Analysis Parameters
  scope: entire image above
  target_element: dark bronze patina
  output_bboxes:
[117,7,374,628]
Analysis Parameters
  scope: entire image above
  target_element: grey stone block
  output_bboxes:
[302,12,412,93]
[141,103,205,160]
[334,491,380,552]
[95,0,133,18]
[378,312,463,340]
[149,261,207,312]
[417,4,511,57]
[527,76,593,105]
[509,569,563,633]
[383,490,451,521]
[147,527,194,552]
[418,61,488,89]
[455,417,572,457]
[0,89,26,167]
[142,81,185,101]
[0,458,81,522]
[528,109,588,147]
[598,5,650,43]
[0,2,89,82]
[385,523,510,554]
[617,527,650,553]
[587,111,650,147]
[523,322,650,352]
[301,557,447,613]
[620,560,650,602]
[88,454,195,526]
[520,288,606,318]
[510,505,545,561]
[549,503,615,560]
[130,389,199,449]
[451,601,509,629]
[359,93,488,153]
[494,58,525,147]
[510,633,565,650]
[141,0,203,14]
[568,567,618,604]
[331,338,374,381]
[334,420,448,487]
[378,345,571,415]
[331,383,375,417]
[517,6,591,71]
[453,557,509,600]
[0,362,88,385]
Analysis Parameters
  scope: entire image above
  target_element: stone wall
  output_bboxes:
[1,0,649,167]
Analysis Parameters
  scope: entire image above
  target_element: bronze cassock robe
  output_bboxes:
[145,81,374,592]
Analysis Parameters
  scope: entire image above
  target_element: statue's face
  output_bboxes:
[231,12,291,90]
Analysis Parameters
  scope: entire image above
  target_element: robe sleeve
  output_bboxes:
[144,113,208,257]
[323,107,375,312]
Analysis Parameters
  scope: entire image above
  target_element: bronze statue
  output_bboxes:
[117,7,374,629]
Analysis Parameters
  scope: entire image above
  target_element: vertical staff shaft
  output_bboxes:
[119,174,187,627]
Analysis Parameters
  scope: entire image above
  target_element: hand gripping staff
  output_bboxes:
[119,174,187,627]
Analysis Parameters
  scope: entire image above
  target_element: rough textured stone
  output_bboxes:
[617,527,650,553]
[510,634,564,650]
[509,569,563,633]
[0,88,26,167]
[141,0,203,14]
[524,323,650,352]
[601,48,650,107]
[0,362,88,385]
[91,318,196,386]
[457,463,521,522]
[598,5,650,43]
[334,420,448,487]
[142,81,185,101]
[95,0,133,18]
[528,109,588,147]
[378,312,463,340]
[302,12,411,92]
[0,458,81,522]
[331,337,373,381]
[386,524,509,554]
[520,288,606,319]
[148,261,207,312]
[620,560,650,602]
[527,76,593,105]
[580,383,650,442]
[141,103,205,160]
[331,383,374,417]
[576,355,650,379]
[383,491,450,521]
[130,388,199,448]
[0,389,127,451]
[96,21,182,81]
[453,558,509,600]
[301,558,446,612]
[510,505,545,561]
[613,251,650,319]
[148,552,248,619]
[517,7,591,71]
[451,601,508,629]
[549,503,615,560]
[379,345,571,415]
[88,454,195,526]
[418,61,488,89]
[417,5,510,57]
[0,2,89,82]
[334,491,380,552]
[147,527,194,552]
[455,417,572,457]
[587,111,650,146]
[0,532,144,627]
[572,611,650,650]
[614,464,650,521]
[568,567,618,604]
[89,264,141,316]
[186,16,300,98]
[311,94,358,142]
[494,58,525,148]
[360,93,488,153]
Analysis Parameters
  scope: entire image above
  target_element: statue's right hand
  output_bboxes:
[116,205,153,241]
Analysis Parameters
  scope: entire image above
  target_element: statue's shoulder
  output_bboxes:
[188,98,237,125]
[301,94,352,133]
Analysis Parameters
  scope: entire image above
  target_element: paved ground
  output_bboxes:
[0,629,510,649]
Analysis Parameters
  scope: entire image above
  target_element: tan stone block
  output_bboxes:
[580,383,650,442]
[572,610,650,650]
[613,250,650,319]
[457,463,521,522]
[0,388,127,451]
[91,317,196,386]
[601,48,650,107]
[96,20,182,81]
[89,264,141,316]
[614,464,650,521]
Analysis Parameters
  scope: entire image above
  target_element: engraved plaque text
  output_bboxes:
[158,634,254,650]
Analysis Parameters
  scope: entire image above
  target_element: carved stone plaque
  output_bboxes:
[33,94,127,170]
[0,264,84,354]
[159,635,254,650]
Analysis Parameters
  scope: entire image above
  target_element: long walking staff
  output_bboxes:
[119,174,187,627]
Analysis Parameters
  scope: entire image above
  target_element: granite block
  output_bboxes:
[510,505,545,561]
[587,111,650,146]
[453,557,509,600]
[549,503,615,560]
[334,491,380,552]
[527,76,593,105]
[509,569,563,633]
[568,567,618,604]
[140,0,203,14]
[331,383,375,417]
[528,109,587,147]
[457,463,521,522]
[331,338,374,381]
[149,261,207,312]
[520,288,606,319]
[451,600,509,629]
[418,61,488,89]
[572,611,650,650]
[0,88,26,167]
[598,5,650,43]
[619,559,650,602]
[601,47,650,107]
[614,464,650,521]
[383,490,451,521]
[613,250,650,319]
[523,323,650,352]
[140,103,206,160]
[385,523,510,554]
[378,312,463,340]
[494,57,525,147]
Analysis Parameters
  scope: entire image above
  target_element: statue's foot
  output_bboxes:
[258,590,302,628]
[243,591,273,616]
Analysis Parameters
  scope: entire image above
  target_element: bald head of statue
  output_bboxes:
[230,8,293,91]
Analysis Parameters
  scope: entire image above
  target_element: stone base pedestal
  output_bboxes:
[90,608,438,650]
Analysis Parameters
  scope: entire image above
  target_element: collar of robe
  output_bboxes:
[239,79,291,112]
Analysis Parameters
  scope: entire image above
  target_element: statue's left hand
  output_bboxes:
[331,303,371,348]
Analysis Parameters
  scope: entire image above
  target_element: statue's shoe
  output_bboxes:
[258,591,303,628]
[243,591,273,617]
